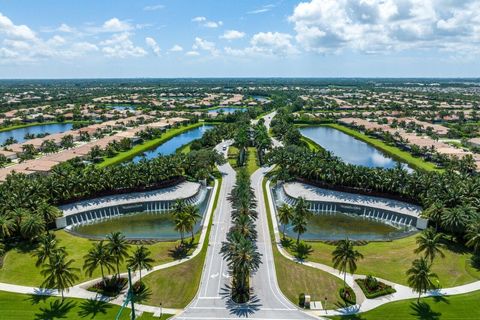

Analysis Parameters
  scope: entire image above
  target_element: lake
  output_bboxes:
[0,123,73,145]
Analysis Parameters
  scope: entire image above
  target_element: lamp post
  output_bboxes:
[324,296,328,314]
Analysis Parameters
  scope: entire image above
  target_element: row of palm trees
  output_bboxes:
[0,150,222,243]
[36,231,155,299]
[266,144,480,245]
[221,168,261,303]
[277,198,311,244]
[252,120,272,165]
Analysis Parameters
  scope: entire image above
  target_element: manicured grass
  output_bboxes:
[325,123,440,172]
[262,179,346,307]
[301,136,322,151]
[291,236,480,287]
[227,145,239,168]
[246,147,260,176]
[176,142,192,154]
[0,230,191,287]
[330,290,480,320]
[142,176,222,308]
[98,122,204,167]
[0,290,165,320]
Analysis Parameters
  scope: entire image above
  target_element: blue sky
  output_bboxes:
[0,0,479,78]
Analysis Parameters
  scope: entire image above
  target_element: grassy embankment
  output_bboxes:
[262,179,347,307]
[0,290,171,320]
[141,174,222,308]
[98,122,205,167]
[0,230,199,287]
[286,236,480,288]
[330,290,480,320]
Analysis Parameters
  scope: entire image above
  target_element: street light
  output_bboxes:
[324,296,328,314]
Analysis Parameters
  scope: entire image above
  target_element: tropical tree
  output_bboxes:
[466,220,480,253]
[106,232,130,277]
[332,239,364,290]
[127,245,154,281]
[20,213,45,240]
[83,241,115,286]
[174,211,190,243]
[34,232,58,267]
[40,249,79,300]
[291,214,307,245]
[277,204,294,239]
[406,257,438,302]
[185,205,201,242]
[414,228,445,263]
[0,215,15,239]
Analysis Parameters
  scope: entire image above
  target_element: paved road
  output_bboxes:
[177,116,313,319]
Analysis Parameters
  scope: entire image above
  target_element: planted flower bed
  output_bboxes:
[356,275,396,299]
[87,276,128,297]
[339,287,356,305]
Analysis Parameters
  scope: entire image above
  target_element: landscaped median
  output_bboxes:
[261,178,348,308]
[98,122,208,167]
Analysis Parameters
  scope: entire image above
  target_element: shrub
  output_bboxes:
[87,276,128,297]
[356,277,396,299]
[299,293,305,307]
[339,287,356,305]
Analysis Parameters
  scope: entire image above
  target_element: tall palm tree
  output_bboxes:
[277,204,294,239]
[406,257,438,302]
[20,213,45,241]
[441,206,471,235]
[83,241,115,286]
[291,214,307,244]
[414,228,445,263]
[34,232,58,267]
[127,245,154,281]
[332,239,364,290]
[466,220,480,253]
[41,249,79,300]
[174,211,190,243]
[185,205,201,242]
[420,202,444,231]
[106,232,130,277]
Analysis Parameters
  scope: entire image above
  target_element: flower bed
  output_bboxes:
[87,276,128,297]
[356,276,396,299]
[340,287,356,305]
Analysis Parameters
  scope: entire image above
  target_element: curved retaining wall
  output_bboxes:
[55,181,207,228]
[278,182,427,230]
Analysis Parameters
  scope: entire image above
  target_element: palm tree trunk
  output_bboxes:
[139,269,142,282]
[191,230,194,242]
[61,289,64,301]
[101,265,106,287]
[343,271,347,290]
[282,224,286,239]
[116,260,120,278]
[297,232,300,244]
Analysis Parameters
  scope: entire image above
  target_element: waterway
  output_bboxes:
[0,123,73,145]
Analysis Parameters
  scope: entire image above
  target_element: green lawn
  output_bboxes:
[263,179,347,306]
[0,290,170,320]
[142,176,222,308]
[0,231,192,287]
[330,290,480,320]
[246,147,260,175]
[98,122,204,167]
[301,136,322,151]
[289,236,480,287]
[227,145,239,168]
[325,123,440,172]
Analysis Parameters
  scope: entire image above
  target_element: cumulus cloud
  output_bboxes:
[288,0,480,54]
[192,37,219,56]
[100,32,147,58]
[220,30,246,41]
[224,31,298,58]
[170,44,183,52]
[0,12,37,40]
[192,16,223,28]
[186,50,200,56]
[100,18,133,33]
[145,37,161,56]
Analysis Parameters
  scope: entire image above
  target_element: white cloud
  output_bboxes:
[192,37,219,56]
[220,30,246,40]
[288,0,480,54]
[248,4,276,14]
[186,50,200,56]
[0,12,37,40]
[192,16,223,28]
[223,31,298,58]
[145,37,161,56]
[144,4,165,11]
[57,23,75,33]
[100,32,147,58]
[100,18,133,33]
[47,35,66,46]
[170,44,183,52]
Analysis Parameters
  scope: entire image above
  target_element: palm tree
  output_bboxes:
[332,239,364,290]
[277,204,294,239]
[406,257,438,302]
[420,202,444,231]
[106,232,130,277]
[34,232,58,267]
[414,228,445,263]
[441,206,471,235]
[41,249,79,300]
[466,220,480,253]
[291,214,307,244]
[127,245,154,281]
[0,215,15,239]
[36,201,61,226]
[185,205,201,242]
[174,211,190,243]
[20,213,45,241]
[83,241,115,286]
